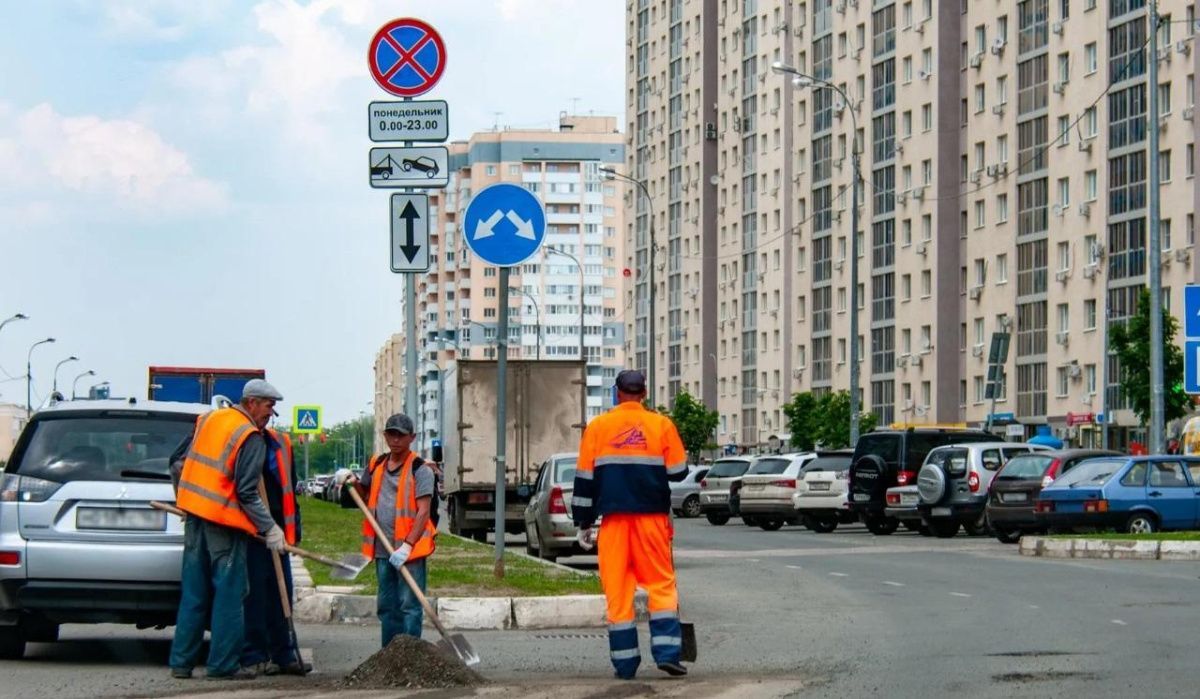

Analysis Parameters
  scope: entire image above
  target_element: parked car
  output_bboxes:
[916,442,1050,538]
[986,449,1122,543]
[307,475,332,497]
[884,485,923,533]
[848,428,996,535]
[738,453,818,530]
[1035,456,1200,534]
[791,451,856,532]
[0,398,204,659]
[670,466,709,518]
[699,456,754,525]
[522,453,584,562]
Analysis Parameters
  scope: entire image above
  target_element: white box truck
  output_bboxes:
[441,359,587,541]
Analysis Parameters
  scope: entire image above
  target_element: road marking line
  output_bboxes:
[747,558,761,563]
[949,592,972,598]
[1112,619,1127,626]
[882,581,905,587]
[786,565,803,570]
[829,572,849,577]
[1028,604,1040,610]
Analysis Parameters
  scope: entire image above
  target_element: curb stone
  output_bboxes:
[1018,535,1200,561]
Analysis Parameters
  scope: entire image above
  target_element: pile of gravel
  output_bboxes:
[339,635,484,690]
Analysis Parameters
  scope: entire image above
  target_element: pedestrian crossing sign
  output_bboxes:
[293,405,322,434]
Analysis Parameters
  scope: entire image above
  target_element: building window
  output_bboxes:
[1085,42,1097,74]
[1084,299,1097,330]
[1056,367,1070,397]
[997,253,1009,282]
[1085,364,1097,394]
[1084,170,1097,200]
[1160,150,1172,183]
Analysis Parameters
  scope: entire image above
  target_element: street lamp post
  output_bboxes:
[72,370,95,400]
[601,166,657,408]
[773,61,863,445]
[546,246,588,428]
[52,356,79,395]
[26,337,55,416]
[0,313,28,336]
[507,287,542,360]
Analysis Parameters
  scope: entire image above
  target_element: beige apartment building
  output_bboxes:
[375,116,627,450]
[625,0,1199,450]
[0,403,25,463]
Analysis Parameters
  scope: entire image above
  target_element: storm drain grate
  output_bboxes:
[532,633,608,640]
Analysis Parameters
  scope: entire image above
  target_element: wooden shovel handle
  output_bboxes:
[258,479,293,620]
[345,486,451,638]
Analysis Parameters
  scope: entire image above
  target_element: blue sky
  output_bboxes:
[0,0,624,424]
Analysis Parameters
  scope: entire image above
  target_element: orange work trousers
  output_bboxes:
[597,513,679,623]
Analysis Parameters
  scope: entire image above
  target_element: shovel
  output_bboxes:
[345,486,480,668]
[671,535,697,662]
[149,501,368,579]
[256,478,307,674]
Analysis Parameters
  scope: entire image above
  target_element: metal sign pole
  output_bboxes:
[402,93,420,421]
[1147,0,1165,454]
[304,438,310,482]
[494,270,510,578]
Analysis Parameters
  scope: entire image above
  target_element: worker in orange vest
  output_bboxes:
[240,427,307,675]
[169,380,285,681]
[573,370,689,679]
[336,413,437,647]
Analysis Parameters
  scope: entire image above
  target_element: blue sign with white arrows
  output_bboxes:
[1186,340,1200,395]
[462,183,546,267]
[1186,286,1200,338]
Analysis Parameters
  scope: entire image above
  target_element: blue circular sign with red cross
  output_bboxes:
[368,18,446,98]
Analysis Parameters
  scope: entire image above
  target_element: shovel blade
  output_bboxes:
[329,554,371,581]
[435,634,481,668]
[680,621,698,662]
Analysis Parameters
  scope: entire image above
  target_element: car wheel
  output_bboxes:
[994,528,1022,544]
[929,519,960,538]
[1125,513,1157,534]
[758,519,785,531]
[808,517,839,533]
[0,628,25,660]
[963,514,990,537]
[706,513,730,526]
[865,517,899,536]
[20,617,58,644]
[681,495,702,518]
[741,516,760,527]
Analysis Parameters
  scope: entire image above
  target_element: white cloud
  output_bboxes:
[94,0,234,42]
[0,103,227,217]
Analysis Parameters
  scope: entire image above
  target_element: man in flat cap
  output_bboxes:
[573,370,690,680]
[336,413,437,647]
[169,379,286,681]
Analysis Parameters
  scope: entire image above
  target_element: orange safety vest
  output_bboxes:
[266,429,298,546]
[361,452,437,560]
[176,407,261,536]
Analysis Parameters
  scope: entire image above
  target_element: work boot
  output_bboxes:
[206,667,257,681]
[657,661,688,677]
[169,667,193,680]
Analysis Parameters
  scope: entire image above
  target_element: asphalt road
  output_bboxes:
[4,518,1200,697]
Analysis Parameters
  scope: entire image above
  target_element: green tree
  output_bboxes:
[667,390,719,464]
[287,415,375,477]
[1109,288,1191,428]
[782,391,822,451]
[783,390,877,450]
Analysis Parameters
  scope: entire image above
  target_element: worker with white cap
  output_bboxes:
[169,378,285,681]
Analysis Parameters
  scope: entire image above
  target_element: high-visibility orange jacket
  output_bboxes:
[176,407,261,536]
[572,401,688,528]
[361,452,437,560]
[266,428,298,546]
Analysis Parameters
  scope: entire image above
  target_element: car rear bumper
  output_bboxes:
[738,499,798,517]
[793,493,849,511]
[1,579,180,625]
[1035,511,1126,530]
[885,505,922,522]
[918,499,986,523]
[986,505,1041,530]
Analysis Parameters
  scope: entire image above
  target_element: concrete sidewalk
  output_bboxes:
[1019,535,1200,560]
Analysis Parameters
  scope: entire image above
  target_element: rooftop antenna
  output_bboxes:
[570,97,581,114]
[492,112,503,131]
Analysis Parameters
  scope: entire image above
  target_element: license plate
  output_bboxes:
[810,482,831,491]
[932,507,952,517]
[1004,492,1028,503]
[709,494,727,503]
[77,507,166,531]
[745,484,764,491]
[901,494,917,506]
[853,493,871,502]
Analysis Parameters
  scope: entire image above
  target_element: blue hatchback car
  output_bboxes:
[1035,456,1200,534]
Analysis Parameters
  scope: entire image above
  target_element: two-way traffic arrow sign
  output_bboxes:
[390,193,430,273]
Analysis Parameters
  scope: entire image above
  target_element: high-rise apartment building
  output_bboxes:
[375,115,627,450]
[625,0,1199,450]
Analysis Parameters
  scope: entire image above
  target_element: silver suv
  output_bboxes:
[0,398,203,658]
[916,442,1048,538]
